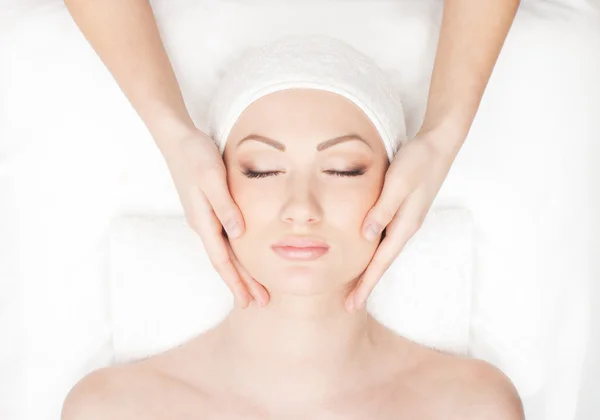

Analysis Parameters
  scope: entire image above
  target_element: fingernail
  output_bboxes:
[365,223,381,241]
[226,220,242,239]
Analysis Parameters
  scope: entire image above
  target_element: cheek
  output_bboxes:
[323,176,383,228]
[322,177,384,278]
[230,176,283,227]
[227,175,282,278]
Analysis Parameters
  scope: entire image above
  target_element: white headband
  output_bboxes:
[208,34,407,161]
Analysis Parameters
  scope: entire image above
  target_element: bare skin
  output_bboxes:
[65,0,521,310]
[62,314,522,419]
[62,90,524,420]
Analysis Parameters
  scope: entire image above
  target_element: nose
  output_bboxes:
[280,177,322,226]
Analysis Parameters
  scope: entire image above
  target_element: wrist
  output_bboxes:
[417,115,471,156]
[146,112,199,155]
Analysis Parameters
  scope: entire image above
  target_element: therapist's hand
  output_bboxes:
[346,128,462,312]
[161,128,270,308]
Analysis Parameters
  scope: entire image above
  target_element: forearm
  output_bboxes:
[421,0,520,152]
[64,0,195,150]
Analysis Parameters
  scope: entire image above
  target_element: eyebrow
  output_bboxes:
[236,134,372,152]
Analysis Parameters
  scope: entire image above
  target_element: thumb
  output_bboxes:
[362,177,409,241]
[201,168,245,239]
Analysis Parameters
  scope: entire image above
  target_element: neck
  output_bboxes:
[211,292,385,403]
[225,293,374,362]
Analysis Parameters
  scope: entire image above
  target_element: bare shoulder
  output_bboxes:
[440,356,525,420]
[61,364,142,420]
[61,362,206,420]
[379,337,524,420]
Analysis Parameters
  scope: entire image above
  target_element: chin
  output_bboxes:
[235,246,367,294]
[256,262,354,296]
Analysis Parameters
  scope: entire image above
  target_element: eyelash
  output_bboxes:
[242,169,365,179]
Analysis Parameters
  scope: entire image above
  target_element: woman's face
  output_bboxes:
[223,89,388,296]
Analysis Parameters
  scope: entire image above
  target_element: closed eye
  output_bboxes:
[323,169,365,177]
[242,169,281,179]
[242,168,366,179]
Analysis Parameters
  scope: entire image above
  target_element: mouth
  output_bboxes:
[271,236,330,261]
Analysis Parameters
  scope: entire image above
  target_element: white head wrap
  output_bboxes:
[208,34,407,161]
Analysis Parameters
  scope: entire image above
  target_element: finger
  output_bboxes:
[354,199,424,309]
[227,241,271,307]
[228,245,258,306]
[362,173,411,241]
[352,238,397,310]
[212,237,252,309]
[344,273,365,312]
[189,194,252,308]
[200,165,245,239]
[245,274,271,307]
[344,281,360,313]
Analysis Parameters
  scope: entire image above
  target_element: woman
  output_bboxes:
[61,36,523,420]
[64,0,521,311]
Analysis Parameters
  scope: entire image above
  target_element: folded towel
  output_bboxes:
[208,34,407,161]
[107,207,474,363]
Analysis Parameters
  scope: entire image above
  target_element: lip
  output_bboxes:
[271,236,330,261]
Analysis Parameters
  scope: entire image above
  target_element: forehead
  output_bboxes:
[226,89,384,150]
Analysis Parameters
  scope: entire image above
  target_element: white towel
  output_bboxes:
[107,207,474,363]
[208,34,408,161]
